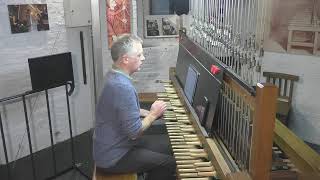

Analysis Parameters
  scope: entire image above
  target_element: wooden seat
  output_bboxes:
[263,72,299,125]
[92,166,138,180]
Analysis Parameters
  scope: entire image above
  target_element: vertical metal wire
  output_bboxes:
[65,85,75,166]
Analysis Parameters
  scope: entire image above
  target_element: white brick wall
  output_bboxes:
[105,0,180,91]
[0,0,68,164]
[0,0,94,164]
[0,0,179,165]
[262,52,320,145]
[133,45,179,93]
[0,0,68,98]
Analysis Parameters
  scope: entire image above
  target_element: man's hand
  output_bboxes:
[140,100,167,134]
[149,100,167,119]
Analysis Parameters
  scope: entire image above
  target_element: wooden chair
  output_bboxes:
[263,72,299,125]
[92,165,138,180]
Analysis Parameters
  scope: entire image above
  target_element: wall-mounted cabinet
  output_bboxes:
[64,0,92,27]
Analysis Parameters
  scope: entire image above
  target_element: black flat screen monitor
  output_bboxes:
[184,65,199,105]
[28,52,74,92]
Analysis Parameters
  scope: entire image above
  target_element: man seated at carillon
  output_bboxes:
[93,34,176,180]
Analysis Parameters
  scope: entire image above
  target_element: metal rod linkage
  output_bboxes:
[22,95,37,180]
[45,90,57,175]
[0,112,11,180]
[65,85,75,166]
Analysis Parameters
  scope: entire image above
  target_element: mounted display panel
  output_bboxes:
[184,65,199,105]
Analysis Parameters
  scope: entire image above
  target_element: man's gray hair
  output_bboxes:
[110,34,143,62]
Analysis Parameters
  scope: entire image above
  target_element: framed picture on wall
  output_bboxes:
[146,19,160,36]
[8,4,49,34]
[144,15,179,38]
[162,17,178,36]
[106,0,131,48]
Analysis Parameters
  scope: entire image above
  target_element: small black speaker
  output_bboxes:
[173,0,189,16]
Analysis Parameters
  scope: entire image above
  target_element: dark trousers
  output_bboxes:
[97,134,176,180]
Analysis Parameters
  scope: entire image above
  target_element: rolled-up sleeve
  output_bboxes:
[116,84,142,139]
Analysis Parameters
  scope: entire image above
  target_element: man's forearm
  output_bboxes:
[141,113,157,132]
[140,109,150,117]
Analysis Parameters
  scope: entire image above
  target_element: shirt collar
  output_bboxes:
[111,64,133,80]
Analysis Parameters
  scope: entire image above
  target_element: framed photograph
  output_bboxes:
[144,15,179,38]
[146,19,160,36]
[162,17,178,36]
[8,4,49,34]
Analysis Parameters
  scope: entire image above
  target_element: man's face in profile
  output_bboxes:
[126,42,145,74]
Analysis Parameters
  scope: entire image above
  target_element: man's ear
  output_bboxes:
[121,55,129,64]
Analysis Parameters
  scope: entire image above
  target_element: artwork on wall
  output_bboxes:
[8,4,49,34]
[144,15,178,38]
[265,0,320,56]
[146,19,160,36]
[162,17,177,36]
[106,0,131,48]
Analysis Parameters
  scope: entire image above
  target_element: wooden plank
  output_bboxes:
[288,25,320,31]
[290,42,314,47]
[223,75,255,108]
[287,30,293,52]
[138,93,157,102]
[273,119,320,179]
[314,32,319,55]
[206,138,232,180]
[249,83,278,180]
[263,72,299,82]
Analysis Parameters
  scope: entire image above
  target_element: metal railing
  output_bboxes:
[0,84,89,180]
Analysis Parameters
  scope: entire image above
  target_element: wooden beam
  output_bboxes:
[206,138,233,180]
[273,119,320,179]
[249,83,278,180]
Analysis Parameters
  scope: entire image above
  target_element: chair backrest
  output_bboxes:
[263,72,299,104]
